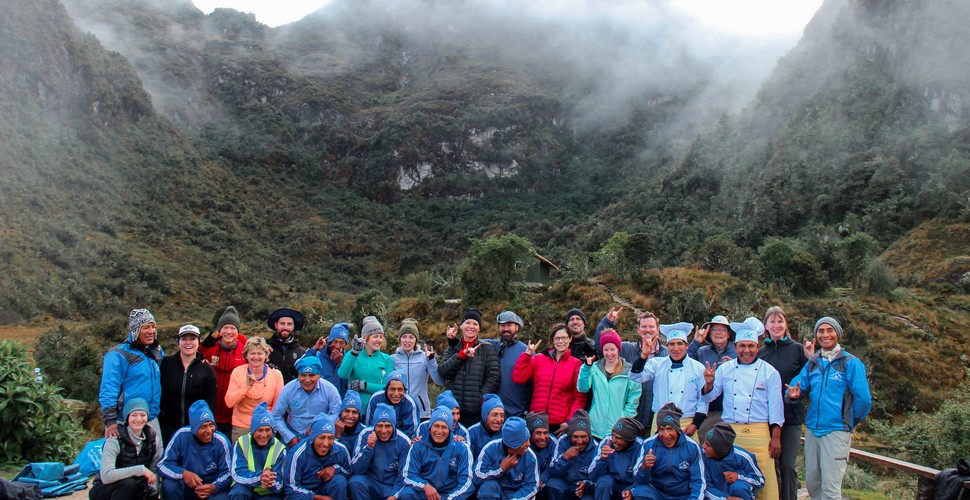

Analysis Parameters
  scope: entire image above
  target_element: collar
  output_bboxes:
[820,344,843,361]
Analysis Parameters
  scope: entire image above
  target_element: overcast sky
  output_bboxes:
[192,0,825,39]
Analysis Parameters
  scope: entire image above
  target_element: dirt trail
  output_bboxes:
[596,283,647,317]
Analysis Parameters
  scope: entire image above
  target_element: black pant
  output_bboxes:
[777,423,802,500]
[89,476,154,500]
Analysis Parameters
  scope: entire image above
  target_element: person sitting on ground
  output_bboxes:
[391,318,444,420]
[588,417,645,500]
[416,389,469,443]
[306,322,351,397]
[271,356,342,447]
[702,422,765,500]
[525,412,559,497]
[335,390,364,451]
[349,403,411,500]
[338,316,396,412]
[400,406,474,500]
[364,370,419,439]
[546,410,598,500]
[631,403,705,500]
[90,398,163,500]
[284,414,351,500]
[158,400,232,500]
[467,393,506,458]
[473,416,540,500]
[228,402,286,500]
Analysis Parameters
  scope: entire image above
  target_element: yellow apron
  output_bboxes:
[730,423,778,500]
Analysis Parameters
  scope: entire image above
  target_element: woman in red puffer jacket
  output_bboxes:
[512,323,587,435]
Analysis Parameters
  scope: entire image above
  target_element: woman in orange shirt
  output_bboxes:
[226,337,284,443]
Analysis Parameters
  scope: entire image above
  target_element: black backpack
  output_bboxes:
[935,458,970,500]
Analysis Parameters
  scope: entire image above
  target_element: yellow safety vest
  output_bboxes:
[235,434,286,496]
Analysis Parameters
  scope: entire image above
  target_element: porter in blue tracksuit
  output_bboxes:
[283,414,351,500]
[547,410,598,499]
[588,417,645,500]
[229,402,286,499]
[364,370,419,439]
[525,412,559,493]
[701,423,764,500]
[304,322,350,397]
[631,403,705,500]
[158,400,232,500]
[400,406,474,500]
[474,417,540,500]
[336,390,364,451]
[349,403,411,499]
[417,390,470,442]
[468,393,506,458]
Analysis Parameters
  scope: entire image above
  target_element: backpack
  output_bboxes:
[935,458,970,500]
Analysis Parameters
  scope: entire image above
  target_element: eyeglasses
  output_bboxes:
[553,336,570,341]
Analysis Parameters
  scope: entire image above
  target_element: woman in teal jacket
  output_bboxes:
[577,330,641,440]
[337,316,395,413]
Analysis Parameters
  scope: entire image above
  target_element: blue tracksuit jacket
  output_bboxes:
[702,445,764,500]
[632,434,706,500]
[283,437,351,500]
[350,427,411,492]
[401,435,474,500]
[158,428,232,492]
[473,440,540,499]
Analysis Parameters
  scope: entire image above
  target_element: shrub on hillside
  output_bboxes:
[759,239,829,296]
[0,341,87,465]
[860,259,899,297]
[34,321,122,403]
[685,236,761,281]
[458,233,534,303]
[870,369,970,469]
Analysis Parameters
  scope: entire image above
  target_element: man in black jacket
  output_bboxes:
[158,324,217,444]
[266,308,306,383]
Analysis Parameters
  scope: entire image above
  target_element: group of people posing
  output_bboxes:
[94,303,872,500]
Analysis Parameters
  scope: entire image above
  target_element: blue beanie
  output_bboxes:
[189,400,215,435]
[250,401,274,435]
[123,398,148,420]
[384,370,408,390]
[309,414,336,439]
[481,393,504,421]
[502,417,529,448]
[329,323,350,345]
[430,406,451,429]
[341,390,362,414]
[436,390,459,411]
[295,356,322,375]
[373,403,397,427]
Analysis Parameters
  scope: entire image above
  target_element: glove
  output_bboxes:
[350,380,367,392]
[351,335,364,355]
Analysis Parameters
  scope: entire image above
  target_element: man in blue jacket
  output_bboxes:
[229,402,286,499]
[272,356,343,446]
[701,422,764,500]
[468,394,506,458]
[284,413,351,500]
[417,390,469,442]
[349,403,412,499]
[588,417,644,500]
[364,371,420,439]
[99,308,163,439]
[787,317,871,500]
[336,390,364,451]
[400,406,474,500]
[474,417,540,500]
[481,311,531,418]
[158,400,232,500]
[631,403,705,500]
[525,412,558,497]
[305,322,350,397]
[547,410,597,499]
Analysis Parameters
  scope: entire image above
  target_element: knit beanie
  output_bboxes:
[462,309,483,325]
[361,316,384,338]
[612,417,643,442]
[189,400,215,435]
[600,329,622,352]
[123,398,149,421]
[526,412,549,434]
[309,414,336,439]
[502,417,530,449]
[814,317,843,339]
[398,318,420,339]
[567,409,592,439]
[373,403,397,427]
[384,370,408,391]
[705,422,736,458]
[127,308,156,342]
[341,390,362,414]
[430,406,451,429]
[565,308,587,325]
[250,402,274,434]
[328,323,350,345]
[481,393,505,421]
[217,306,241,331]
[655,402,683,433]
[295,356,322,375]
[436,390,459,411]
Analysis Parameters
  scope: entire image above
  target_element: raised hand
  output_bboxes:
[693,325,709,344]
[247,372,257,386]
[641,448,655,469]
[424,342,435,360]
[786,382,801,400]
[525,339,542,356]
[804,338,816,358]
[563,445,581,460]
[463,343,480,358]
[367,431,377,449]
[445,324,458,340]
[703,361,717,385]
[351,335,365,355]
[600,441,615,459]
[313,336,328,351]
[607,307,623,323]
[584,355,596,366]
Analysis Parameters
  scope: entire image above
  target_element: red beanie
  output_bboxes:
[600,329,622,351]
